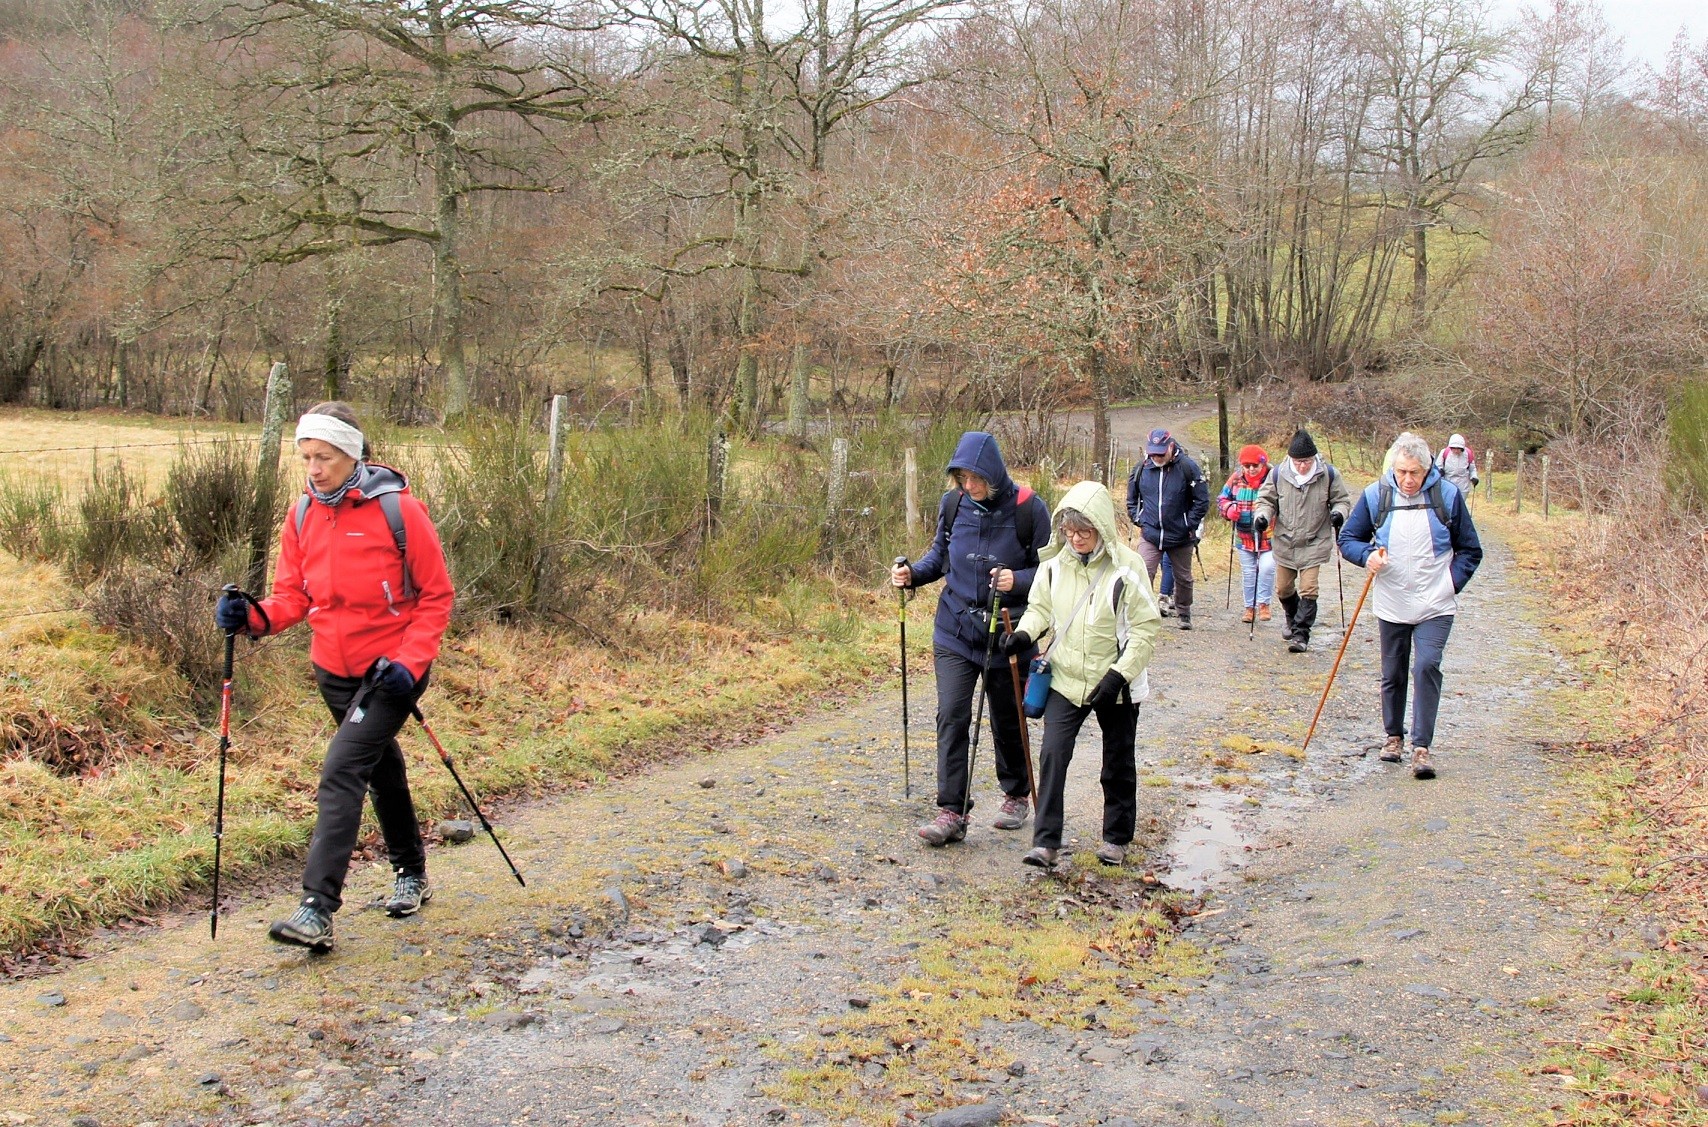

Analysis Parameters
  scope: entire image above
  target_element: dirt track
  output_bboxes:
[0,446,1607,1126]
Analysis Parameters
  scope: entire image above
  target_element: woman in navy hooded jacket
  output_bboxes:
[1338,432,1482,781]
[892,432,1052,847]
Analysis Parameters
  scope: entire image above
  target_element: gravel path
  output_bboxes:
[0,487,1599,1127]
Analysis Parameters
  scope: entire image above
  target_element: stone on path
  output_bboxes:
[924,1103,1005,1127]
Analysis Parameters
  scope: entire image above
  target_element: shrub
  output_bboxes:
[165,438,256,563]
[67,458,167,579]
[1669,379,1708,515]
[0,472,66,561]
[86,564,229,704]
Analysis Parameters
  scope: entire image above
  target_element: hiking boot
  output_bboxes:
[1095,842,1126,866]
[1240,607,1255,624]
[1279,594,1301,641]
[385,871,432,918]
[992,795,1030,831]
[1378,735,1404,762]
[1411,747,1436,780]
[1178,609,1192,631]
[269,899,334,953]
[917,807,968,846]
[1287,634,1310,653]
[1258,603,1272,622]
[1022,846,1059,869]
[1157,594,1175,618]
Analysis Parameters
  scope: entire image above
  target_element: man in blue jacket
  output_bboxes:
[1126,428,1211,630]
[892,432,1052,846]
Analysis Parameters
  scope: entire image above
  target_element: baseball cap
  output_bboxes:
[1145,428,1172,455]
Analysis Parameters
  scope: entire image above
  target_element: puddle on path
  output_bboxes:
[1159,786,1256,893]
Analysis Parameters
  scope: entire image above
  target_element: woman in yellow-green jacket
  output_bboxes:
[1002,481,1162,869]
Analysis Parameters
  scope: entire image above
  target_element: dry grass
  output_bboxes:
[1473,449,1708,1126]
[766,876,1211,1124]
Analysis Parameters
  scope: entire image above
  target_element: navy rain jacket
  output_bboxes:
[908,431,1053,666]
[1126,442,1211,551]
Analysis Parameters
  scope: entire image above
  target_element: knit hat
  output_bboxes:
[1287,430,1317,459]
[1237,444,1268,467]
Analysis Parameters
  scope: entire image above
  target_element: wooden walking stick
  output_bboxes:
[1001,608,1038,808]
[1301,563,1377,753]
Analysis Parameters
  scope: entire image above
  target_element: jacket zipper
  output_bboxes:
[383,580,400,616]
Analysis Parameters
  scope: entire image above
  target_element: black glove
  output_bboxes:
[1001,630,1032,657]
[1330,511,1344,531]
[214,592,252,634]
[376,659,416,698]
[1253,514,1269,534]
[1087,669,1127,709]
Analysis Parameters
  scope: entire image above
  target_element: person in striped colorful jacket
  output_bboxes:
[1218,445,1275,625]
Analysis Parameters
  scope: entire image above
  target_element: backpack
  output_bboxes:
[293,492,417,598]
[937,485,1040,568]
[1374,478,1450,531]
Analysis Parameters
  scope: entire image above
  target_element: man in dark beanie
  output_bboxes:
[1254,429,1351,653]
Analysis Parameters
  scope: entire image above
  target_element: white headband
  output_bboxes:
[295,414,365,461]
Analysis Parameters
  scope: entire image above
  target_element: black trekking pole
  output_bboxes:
[1001,608,1038,810]
[1224,531,1235,610]
[962,559,1004,820]
[894,556,912,799]
[211,584,267,940]
[401,691,526,887]
[1336,548,1346,636]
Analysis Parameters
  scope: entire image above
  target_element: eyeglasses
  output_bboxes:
[1240,463,1261,470]
[1063,526,1098,539]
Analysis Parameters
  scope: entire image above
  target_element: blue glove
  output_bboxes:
[376,659,416,698]
[214,592,252,634]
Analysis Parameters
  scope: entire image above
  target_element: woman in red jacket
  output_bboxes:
[216,402,454,953]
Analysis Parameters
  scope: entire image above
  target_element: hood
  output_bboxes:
[1040,480,1120,564]
[348,461,409,501]
[946,431,1015,500]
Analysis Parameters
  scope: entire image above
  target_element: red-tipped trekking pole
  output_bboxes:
[407,705,526,887]
[212,584,268,939]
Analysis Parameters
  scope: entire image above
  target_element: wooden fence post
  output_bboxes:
[1541,455,1551,520]
[1485,450,1495,503]
[535,395,570,612]
[1514,451,1525,515]
[904,447,919,542]
[705,426,728,537]
[827,436,849,521]
[244,361,291,592]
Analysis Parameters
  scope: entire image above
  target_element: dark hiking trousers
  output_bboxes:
[303,665,430,912]
[1135,540,1195,611]
[1378,616,1454,750]
[933,646,1031,813]
[1032,689,1139,851]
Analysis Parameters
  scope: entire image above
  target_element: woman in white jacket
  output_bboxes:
[1003,481,1162,868]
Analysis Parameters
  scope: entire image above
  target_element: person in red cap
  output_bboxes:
[1125,428,1210,630]
[1218,445,1275,624]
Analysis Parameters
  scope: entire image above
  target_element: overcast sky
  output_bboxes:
[1493,0,1701,73]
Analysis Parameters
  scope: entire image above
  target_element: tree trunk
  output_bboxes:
[1087,344,1111,486]
[1412,221,1429,321]
[0,336,44,404]
[428,7,469,421]
[787,337,809,439]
